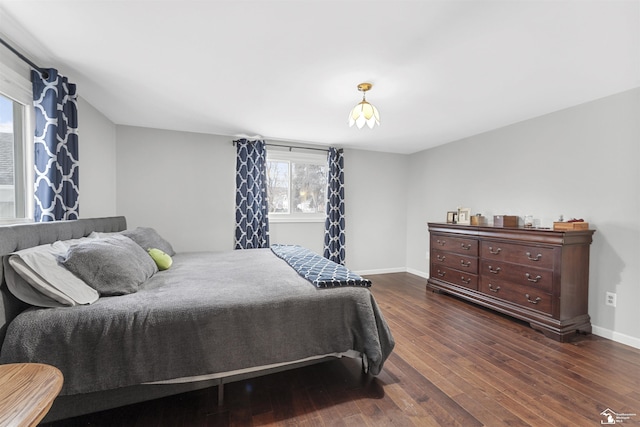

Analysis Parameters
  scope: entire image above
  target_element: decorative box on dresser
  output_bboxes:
[427,222,595,342]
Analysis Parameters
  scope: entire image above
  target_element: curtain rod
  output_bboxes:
[265,142,330,153]
[0,35,49,78]
[233,139,342,154]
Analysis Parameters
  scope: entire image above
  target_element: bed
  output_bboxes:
[0,217,394,422]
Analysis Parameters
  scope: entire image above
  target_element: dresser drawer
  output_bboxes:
[480,241,555,270]
[479,279,552,315]
[432,249,478,274]
[431,234,478,256]
[480,260,552,293]
[430,265,478,290]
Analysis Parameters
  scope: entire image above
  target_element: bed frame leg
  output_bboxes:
[217,383,224,406]
[361,355,369,374]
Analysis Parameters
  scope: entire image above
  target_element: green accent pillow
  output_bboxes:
[148,248,173,271]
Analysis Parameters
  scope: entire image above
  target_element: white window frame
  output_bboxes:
[266,149,327,223]
[0,59,34,224]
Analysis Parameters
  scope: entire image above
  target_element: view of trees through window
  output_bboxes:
[266,156,327,217]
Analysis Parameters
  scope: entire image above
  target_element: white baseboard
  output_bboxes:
[354,267,429,278]
[592,325,640,350]
[406,268,428,279]
[354,267,406,276]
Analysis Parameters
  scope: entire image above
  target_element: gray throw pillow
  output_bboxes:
[60,234,158,296]
[122,227,176,256]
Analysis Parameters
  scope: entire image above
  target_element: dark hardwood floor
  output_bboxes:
[42,273,640,426]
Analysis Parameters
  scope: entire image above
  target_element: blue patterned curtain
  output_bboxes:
[234,139,270,249]
[323,148,345,264]
[32,68,79,222]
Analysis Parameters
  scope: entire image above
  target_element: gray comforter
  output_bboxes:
[0,249,394,395]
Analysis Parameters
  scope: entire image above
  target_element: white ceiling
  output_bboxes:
[0,0,638,154]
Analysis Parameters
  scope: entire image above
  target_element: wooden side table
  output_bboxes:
[0,363,63,427]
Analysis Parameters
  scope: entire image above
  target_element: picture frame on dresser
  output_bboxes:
[447,211,457,224]
[457,208,471,225]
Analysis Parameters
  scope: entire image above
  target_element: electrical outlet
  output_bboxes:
[605,292,617,307]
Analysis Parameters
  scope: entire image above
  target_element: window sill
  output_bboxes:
[0,218,34,225]
[269,216,325,224]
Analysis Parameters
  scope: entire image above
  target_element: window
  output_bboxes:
[266,150,327,222]
[0,61,34,222]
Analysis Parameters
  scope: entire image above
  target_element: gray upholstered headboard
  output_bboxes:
[0,216,127,345]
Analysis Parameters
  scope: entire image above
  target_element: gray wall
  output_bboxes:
[114,128,409,272]
[115,126,236,252]
[405,88,640,347]
[78,98,117,218]
[343,148,408,274]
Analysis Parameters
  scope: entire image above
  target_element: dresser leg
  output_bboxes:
[541,328,567,342]
[426,284,443,294]
[530,322,592,343]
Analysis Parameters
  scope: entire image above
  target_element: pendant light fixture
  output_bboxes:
[348,82,380,129]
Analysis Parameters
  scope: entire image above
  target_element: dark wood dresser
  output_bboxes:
[427,222,595,342]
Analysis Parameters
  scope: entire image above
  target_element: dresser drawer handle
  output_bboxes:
[437,270,446,278]
[488,266,501,274]
[460,243,471,250]
[488,247,501,255]
[525,294,542,304]
[526,273,542,283]
[526,252,542,261]
[437,255,446,262]
[436,239,446,246]
[460,259,471,268]
[460,276,471,284]
[488,284,500,293]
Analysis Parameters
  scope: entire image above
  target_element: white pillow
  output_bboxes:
[4,259,65,308]
[7,239,99,307]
